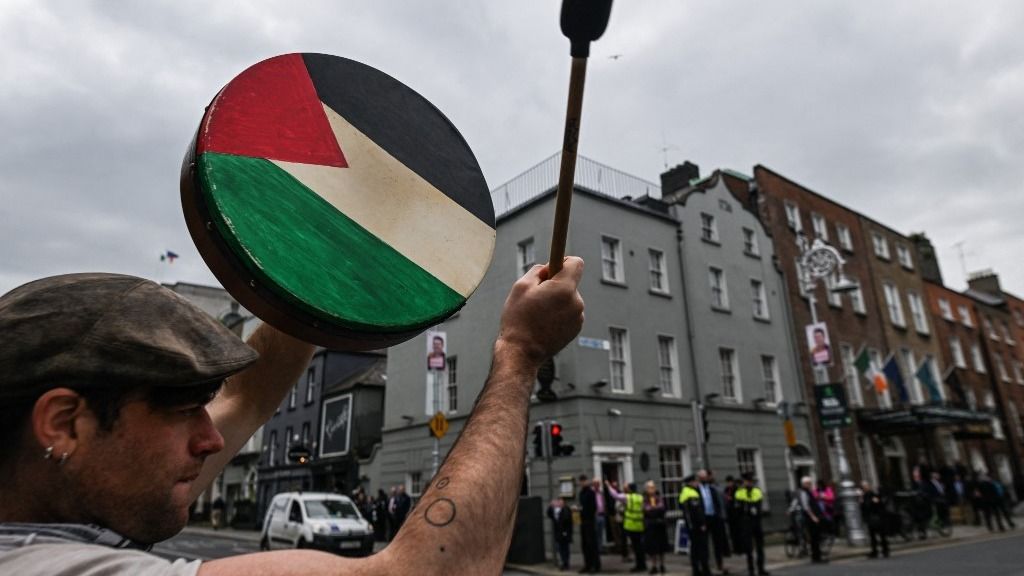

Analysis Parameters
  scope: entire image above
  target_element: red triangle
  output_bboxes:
[197,53,347,168]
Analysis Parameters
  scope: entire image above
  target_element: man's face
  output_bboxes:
[697,470,709,483]
[432,338,444,353]
[67,394,223,544]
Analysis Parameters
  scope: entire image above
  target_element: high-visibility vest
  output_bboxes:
[679,485,700,504]
[735,487,763,503]
[624,493,644,533]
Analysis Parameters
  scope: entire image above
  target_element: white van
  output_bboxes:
[260,492,374,556]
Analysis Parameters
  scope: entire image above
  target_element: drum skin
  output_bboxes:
[181,53,495,350]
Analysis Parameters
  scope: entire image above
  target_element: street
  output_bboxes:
[778,531,1024,576]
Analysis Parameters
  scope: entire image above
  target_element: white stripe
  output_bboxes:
[273,104,494,299]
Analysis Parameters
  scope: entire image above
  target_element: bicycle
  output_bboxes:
[783,509,834,560]
[893,491,952,541]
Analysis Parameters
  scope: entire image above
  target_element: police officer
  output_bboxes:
[680,474,710,576]
[735,472,768,576]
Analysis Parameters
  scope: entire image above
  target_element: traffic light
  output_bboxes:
[701,404,710,443]
[549,421,575,457]
[532,422,546,458]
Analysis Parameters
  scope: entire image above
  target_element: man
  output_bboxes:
[592,477,607,555]
[0,259,585,575]
[798,476,825,563]
[547,498,573,571]
[577,474,601,573]
[809,327,830,365]
[607,481,646,573]
[723,475,742,559]
[859,480,888,559]
[697,469,731,574]
[391,485,412,536]
[734,473,767,576]
[680,475,710,576]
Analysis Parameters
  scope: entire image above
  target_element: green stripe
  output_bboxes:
[197,152,464,332]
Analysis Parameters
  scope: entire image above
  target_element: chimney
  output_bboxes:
[967,269,1002,297]
[660,161,700,198]
[909,232,943,285]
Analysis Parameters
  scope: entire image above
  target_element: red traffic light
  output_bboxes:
[550,423,562,436]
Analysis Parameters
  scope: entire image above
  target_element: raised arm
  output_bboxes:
[190,323,316,502]
[199,257,585,576]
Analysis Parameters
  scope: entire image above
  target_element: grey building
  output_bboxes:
[377,155,813,538]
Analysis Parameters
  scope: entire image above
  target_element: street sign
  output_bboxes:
[814,382,850,429]
[578,337,610,350]
[429,411,450,439]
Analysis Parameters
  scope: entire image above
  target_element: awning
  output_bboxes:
[857,405,993,436]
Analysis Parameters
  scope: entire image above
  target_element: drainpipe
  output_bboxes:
[673,211,707,469]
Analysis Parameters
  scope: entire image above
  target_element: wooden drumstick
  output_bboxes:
[548,0,613,275]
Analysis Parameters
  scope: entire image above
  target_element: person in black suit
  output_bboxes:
[860,481,889,559]
[548,497,574,570]
[698,469,731,573]
[578,474,602,573]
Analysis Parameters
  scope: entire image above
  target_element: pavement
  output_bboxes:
[505,522,1020,575]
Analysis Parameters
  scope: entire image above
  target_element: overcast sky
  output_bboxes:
[2,0,1022,297]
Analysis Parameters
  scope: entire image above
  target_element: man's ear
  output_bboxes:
[31,388,89,456]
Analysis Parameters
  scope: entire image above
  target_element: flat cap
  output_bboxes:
[0,273,258,403]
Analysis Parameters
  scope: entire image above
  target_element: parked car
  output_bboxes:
[260,492,374,556]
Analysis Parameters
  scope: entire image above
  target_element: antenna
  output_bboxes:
[952,241,968,278]
[658,131,678,169]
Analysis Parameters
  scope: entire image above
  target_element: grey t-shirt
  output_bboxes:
[0,528,200,576]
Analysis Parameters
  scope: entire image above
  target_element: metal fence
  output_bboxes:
[490,152,661,217]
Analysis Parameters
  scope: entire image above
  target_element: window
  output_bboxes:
[971,343,986,373]
[609,327,632,392]
[950,337,967,369]
[289,384,298,409]
[284,426,293,460]
[983,317,999,341]
[406,472,423,497]
[840,344,864,407]
[1009,403,1024,442]
[849,281,866,314]
[601,236,623,283]
[784,201,801,232]
[1002,321,1015,346]
[447,356,458,412]
[958,305,973,327]
[1016,308,1024,328]
[896,244,914,269]
[883,282,906,327]
[992,416,1005,440]
[825,273,843,308]
[907,292,930,335]
[649,249,668,293]
[305,367,316,404]
[811,213,828,241]
[751,279,769,320]
[966,390,977,410]
[268,431,278,466]
[736,448,767,507]
[743,228,760,256]
[869,348,891,408]
[701,213,719,243]
[657,335,681,397]
[659,446,691,511]
[995,355,1010,383]
[872,232,890,260]
[719,348,741,402]
[836,223,853,251]
[301,422,310,447]
[761,355,780,405]
[1013,360,1024,385]
[516,238,535,275]
[938,299,954,321]
[901,349,923,404]
[709,267,729,310]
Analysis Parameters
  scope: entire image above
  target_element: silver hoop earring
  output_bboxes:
[58,452,69,466]
[43,446,54,460]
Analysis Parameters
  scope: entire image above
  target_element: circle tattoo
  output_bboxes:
[435,477,451,490]
[424,498,457,527]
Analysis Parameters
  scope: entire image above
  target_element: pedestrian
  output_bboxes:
[799,476,826,563]
[925,471,950,531]
[735,472,768,576]
[593,477,608,554]
[977,473,1006,532]
[813,479,836,536]
[991,477,1017,530]
[391,485,411,536]
[547,497,573,571]
[608,480,647,572]
[860,480,889,559]
[642,481,668,574]
[724,475,743,558]
[0,259,586,574]
[578,474,601,573]
[697,469,731,574]
[608,480,631,563]
[680,474,711,576]
[372,489,388,542]
[210,496,225,530]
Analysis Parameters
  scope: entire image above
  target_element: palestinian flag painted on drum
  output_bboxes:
[193,53,495,333]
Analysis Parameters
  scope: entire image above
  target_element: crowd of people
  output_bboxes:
[351,485,412,543]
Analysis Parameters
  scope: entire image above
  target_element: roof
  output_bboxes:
[496,183,680,226]
[964,288,1005,307]
[325,356,387,395]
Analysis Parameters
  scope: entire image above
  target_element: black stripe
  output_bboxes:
[301,53,495,228]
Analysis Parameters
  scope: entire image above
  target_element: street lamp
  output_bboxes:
[796,233,867,547]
